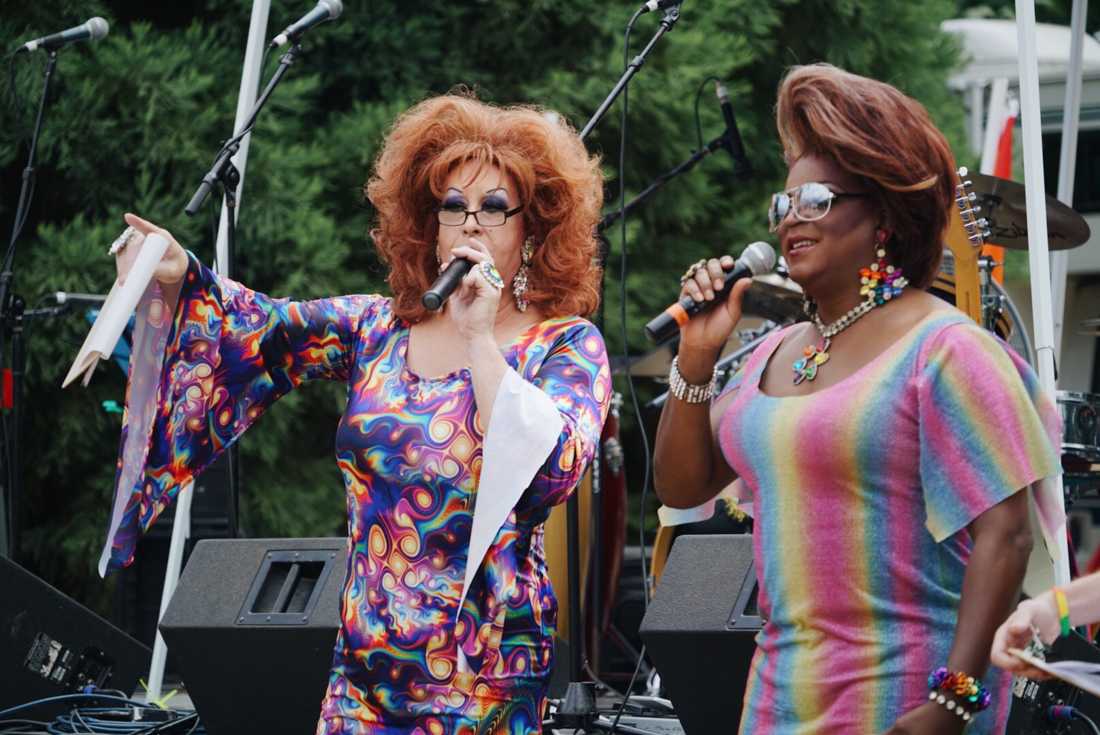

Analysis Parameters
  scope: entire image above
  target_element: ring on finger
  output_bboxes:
[477,261,504,290]
[109,226,138,256]
[679,259,707,286]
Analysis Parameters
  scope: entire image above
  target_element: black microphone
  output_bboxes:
[422,258,474,311]
[642,0,681,11]
[20,17,109,53]
[645,241,776,343]
[271,0,343,48]
[716,81,752,177]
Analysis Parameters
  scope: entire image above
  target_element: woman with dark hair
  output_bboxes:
[652,64,1062,733]
[104,94,611,734]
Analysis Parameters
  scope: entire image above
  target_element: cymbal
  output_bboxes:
[616,276,803,377]
[741,274,805,324]
[1081,317,1100,336]
[967,172,1090,251]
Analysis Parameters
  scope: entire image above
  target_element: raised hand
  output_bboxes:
[116,212,189,286]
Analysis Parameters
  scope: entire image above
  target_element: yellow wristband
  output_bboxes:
[1053,587,1072,636]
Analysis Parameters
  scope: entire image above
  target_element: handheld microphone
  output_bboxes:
[422,258,474,311]
[716,81,752,177]
[645,241,776,343]
[271,0,343,48]
[20,17,109,53]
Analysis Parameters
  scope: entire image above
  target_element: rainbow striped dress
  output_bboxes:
[103,255,611,734]
[717,311,1061,734]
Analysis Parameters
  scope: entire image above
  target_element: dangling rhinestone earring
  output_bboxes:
[792,229,909,385]
[513,237,534,312]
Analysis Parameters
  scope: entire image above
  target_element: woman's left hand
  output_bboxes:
[883,701,967,735]
[444,238,503,342]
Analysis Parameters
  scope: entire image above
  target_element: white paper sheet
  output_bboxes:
[63,232,168,388]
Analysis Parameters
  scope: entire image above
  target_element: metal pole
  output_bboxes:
[145,481,192,703]
[215,0,271,274]
[1052,0,1087,363]
[1015,0,1071,587]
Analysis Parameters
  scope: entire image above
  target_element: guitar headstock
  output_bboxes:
[945,166,990,324]
[953,166,991,250]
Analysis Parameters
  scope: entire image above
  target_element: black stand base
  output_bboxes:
[556,681,599,729]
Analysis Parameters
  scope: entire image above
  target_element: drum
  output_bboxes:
[1059,392,1100,462]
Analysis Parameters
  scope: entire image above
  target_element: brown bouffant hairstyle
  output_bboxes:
[776,64,957,289]
[366,93,604,323]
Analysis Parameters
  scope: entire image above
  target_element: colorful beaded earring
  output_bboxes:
[513,237,534,312]
[792,229,909,385]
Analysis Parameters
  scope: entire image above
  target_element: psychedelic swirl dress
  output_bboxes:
[99,254,612,734]
[716,311,1061,735]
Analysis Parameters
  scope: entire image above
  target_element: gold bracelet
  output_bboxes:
[668,356,717,404]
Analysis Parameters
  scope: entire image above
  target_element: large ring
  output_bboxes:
[679,258,708,286]
[109,226,138,256]
[477,261,504,290]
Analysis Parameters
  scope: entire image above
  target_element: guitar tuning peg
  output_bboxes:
[971,205,982,214]
[977,218,989,228]
[982,228,992,239]
[958,166,969,177]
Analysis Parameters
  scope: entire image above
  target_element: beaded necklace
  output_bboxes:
[792,246,908,385]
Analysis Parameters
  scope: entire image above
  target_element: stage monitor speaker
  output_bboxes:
[639,534,761,735]
[0,556,151,710]
[159,537,347,735]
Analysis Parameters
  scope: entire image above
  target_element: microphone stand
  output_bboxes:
[183,41,304,537]
[549,6,680,733]
[597,131,730,233]
[0,50,60,560]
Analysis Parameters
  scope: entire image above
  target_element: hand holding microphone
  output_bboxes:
[645,241,776,345]
[422,258,475,310]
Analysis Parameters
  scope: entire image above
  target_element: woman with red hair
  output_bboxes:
[653,64,1061,733]
[105,94,611,734]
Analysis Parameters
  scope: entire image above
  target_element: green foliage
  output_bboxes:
[2,0,971,613]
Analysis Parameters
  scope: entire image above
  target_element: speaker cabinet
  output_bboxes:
[159,537,347,735]
[0,556,151,709]
[639,534,761,734]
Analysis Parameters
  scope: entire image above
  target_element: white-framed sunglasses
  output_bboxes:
[768,182,870,232]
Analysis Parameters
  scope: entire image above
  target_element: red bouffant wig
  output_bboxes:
[776,64,957,288]
[366,93,604,323]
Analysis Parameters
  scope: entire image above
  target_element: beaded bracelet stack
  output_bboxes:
[927,667,992,723]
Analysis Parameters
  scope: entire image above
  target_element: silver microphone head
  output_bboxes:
[320,0,344,19]
[741,241,777,275]
[86,17,110,41]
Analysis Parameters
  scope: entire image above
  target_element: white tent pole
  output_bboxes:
[144,482,192,703]
[968,82,986,155]
[1052,0,1087,362]
[143,0,271,704]
[980,78,1010,174]
[215,0,272,275]
[1016,0,1070,587]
